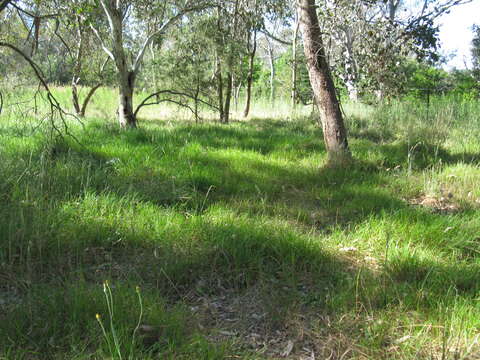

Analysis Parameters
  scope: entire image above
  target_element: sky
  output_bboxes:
[437,0,480,70]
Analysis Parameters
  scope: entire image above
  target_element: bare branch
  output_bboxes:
[132,3,213,74]
[99,0,115,31]
[134,89,219,119]
[9,1,58,19]
[52,20,74,60]
[259,29,291,45]
[0,41,82,143]
[0,41,51,93]
[90,24,115,61]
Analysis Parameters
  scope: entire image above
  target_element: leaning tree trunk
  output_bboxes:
[298,0,351,166]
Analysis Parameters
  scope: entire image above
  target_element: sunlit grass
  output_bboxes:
[0,88,479,359]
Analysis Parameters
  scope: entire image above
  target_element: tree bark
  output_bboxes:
[291,9,300,109]
[71,23,84,115]
[243,30,257,118]
[97,0,137,128]
[118,70,136,128]
[343,28,359,101]
[297,0,351,166]
[266,37,276,106]
[223,72,233,124]
[215,53,225,123]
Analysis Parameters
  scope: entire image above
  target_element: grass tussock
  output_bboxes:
[0,90,479,359]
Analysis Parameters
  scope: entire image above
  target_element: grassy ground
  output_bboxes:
[0,88,479,359]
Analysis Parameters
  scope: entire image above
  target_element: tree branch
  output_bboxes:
[259,29,291,45]
[0,41,51,93]
[134,89,219,119]
[90,24,115,61]
[0,41,82,142]
[132,3,213,74]
[80,83,102,116]
[9,1,57,19]
[0,0,11,14]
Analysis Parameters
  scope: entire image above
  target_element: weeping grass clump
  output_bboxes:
[0,89,479,359]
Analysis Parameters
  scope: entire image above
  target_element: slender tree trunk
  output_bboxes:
[215,54,225,122]
[223,72,233,124]
[233,77,242,112]
[71,24,84,116]
[266,37,276,106]
[72,80,81,115]
[346,81,358,102]
[79,83,102,117]
[233,83,242,110]
[232,76,238,111]
[243,30,257,118]
[194,77,200,123]
[222,0,239,124]
[149,42,160,102]
[291,9,300,109]
[344,28,359,102]
[298,0,351,166]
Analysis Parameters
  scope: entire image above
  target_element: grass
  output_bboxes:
[0,88,479,359]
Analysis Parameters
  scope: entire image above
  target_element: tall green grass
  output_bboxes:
[0,89,479,359]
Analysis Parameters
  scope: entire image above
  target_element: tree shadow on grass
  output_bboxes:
[1,120,479,358]
[85,118,326,159]
[2,190,478,358]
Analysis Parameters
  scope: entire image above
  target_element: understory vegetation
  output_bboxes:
[0,90,479,359]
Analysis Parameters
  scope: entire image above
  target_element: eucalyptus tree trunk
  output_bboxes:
[291,9,300,109]
[109,10,136,127]
[223,72,233,123]
[298,0,351,166]
[221,0,240,124]
[344,29,359,102]
[118,70,136,128]
[266,38,276,106]
[215,53,225,122]
[98,1,137,128]
[388,0,401,22]
[71,25,84,116]
[70,24,103,117]
[243,30,257,118]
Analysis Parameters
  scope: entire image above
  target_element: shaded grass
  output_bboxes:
[0,93,479,359]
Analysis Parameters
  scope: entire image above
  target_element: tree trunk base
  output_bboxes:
[325,149,353,168]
